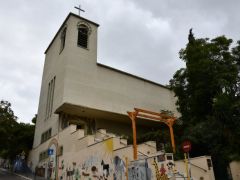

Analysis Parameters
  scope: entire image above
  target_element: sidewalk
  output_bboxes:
[13,172,33,180]
[14,172,47,180]
[1,167,47,180]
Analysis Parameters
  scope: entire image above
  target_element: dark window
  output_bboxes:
[60,113,69,130]
[77,124,83,130]
[40,128,52,144]
[43,133,46,142]
[207,159,212,170]
[39,149,48,161]
[41,134,44,143]
[47,129,52,139]
[58,146,63,156]
[166,155,173,160]
[157,154,165,162]
[60,27,67,52]
[45,77,56,119]
[77,25,88,48]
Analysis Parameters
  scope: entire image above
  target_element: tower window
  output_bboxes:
[60,27,67,52]
[45,76,56,119]
[77,24,88,48]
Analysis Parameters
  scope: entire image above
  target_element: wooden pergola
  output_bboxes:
[127,108,177,160]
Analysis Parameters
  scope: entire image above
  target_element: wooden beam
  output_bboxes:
[134,108,176,119]
[127,111,138,160]
[137,114,167,124]
[169,124,176,153]
[128,108,177,154]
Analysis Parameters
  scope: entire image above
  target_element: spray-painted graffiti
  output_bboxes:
[128,160,151,180]
[58,156,112,179]
[152,158,169,180]
[152,158,160,179]
[101,160,110,179]
[55,137,176,180]
[74,168,80,180]
[57,155,176,180]
[113,156,126,180]
[159,164,166,176]
[82,155,100,169]
[166,162,175,179]
[66,166,74,180]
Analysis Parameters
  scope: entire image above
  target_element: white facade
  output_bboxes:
[175,156,215,180]
[29,13,214,180]
[29,125,177,180]
[32,12,178,149]
[230,161,240,180]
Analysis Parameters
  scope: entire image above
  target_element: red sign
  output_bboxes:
[182,140,192,153]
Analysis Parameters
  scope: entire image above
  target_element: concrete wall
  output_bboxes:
[33,13,179,148]
[30,124,176,180]
[31,13,181,180]
[29,124,217,180]
[61,15,178,117]
[230,161,240,180]
[175,156,215,180]
[33,18,68,147]
[33,14,99,148]
[64,59,178,117]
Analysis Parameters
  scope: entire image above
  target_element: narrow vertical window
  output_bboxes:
[48,80,53,118]
[45,82,51,119]
[60,27,67,52]
[49,77,55,115]
[77,24,88,48]
[45,76,56,119]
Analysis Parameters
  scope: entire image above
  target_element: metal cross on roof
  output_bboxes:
[74,5,85,16]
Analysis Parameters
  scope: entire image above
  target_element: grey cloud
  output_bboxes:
[0,0,239,122]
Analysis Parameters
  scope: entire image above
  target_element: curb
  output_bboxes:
[0,168,33,180]
[13,172,33,180]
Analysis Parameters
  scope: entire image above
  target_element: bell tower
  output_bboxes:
[33,13,99,148]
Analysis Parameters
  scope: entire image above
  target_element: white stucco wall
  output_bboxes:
[175,156,215,180]
[230,161,240,180]
[33,13,179,149]
[62,14,178,118]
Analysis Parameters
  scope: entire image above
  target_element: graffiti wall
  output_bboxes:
[58,138,117,180]
[57,137,174,180]
[127,156,175,180]
[128,160,151,180]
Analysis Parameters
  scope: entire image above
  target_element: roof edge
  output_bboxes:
[97,62,169,89]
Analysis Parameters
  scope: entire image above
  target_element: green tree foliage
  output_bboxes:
[170,30,240,179]
[31,114,37,124]
[0,100,35,161]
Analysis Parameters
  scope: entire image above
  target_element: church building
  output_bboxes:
[28,12,215,180]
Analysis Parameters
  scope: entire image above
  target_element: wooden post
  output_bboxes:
[128,108,177,159]
[128,112,138,160]
[168,121,176,153]
[131,114,137,160]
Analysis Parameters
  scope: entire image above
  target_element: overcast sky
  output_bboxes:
[0,0,239,123]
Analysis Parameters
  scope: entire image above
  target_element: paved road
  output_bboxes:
[0,168,28,180]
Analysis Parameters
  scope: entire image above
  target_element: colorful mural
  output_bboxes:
[55,137,175,180]
[57,138,116,180]
[128,160,151,180]
[113,156,126,180]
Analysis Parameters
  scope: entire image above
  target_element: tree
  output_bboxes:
[170,30,240,179]
[0,100,18,157]
[0,100,35,161]
[31,114,37,124]
[0,100,17,121]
